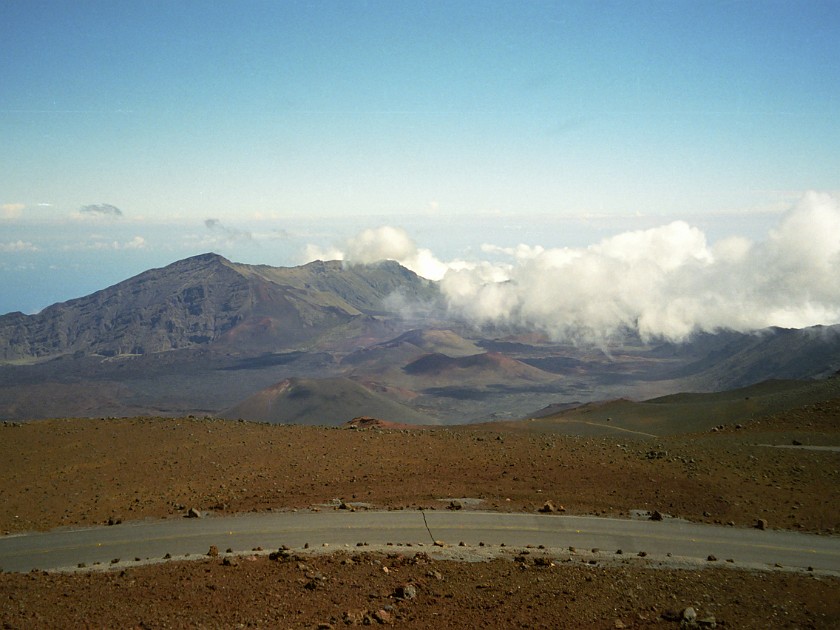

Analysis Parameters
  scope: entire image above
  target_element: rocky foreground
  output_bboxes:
[1,400,838,627]
[2,402,838,535]
[2,547,838,628]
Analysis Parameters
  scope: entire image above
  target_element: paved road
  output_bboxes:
[1,511,838,574]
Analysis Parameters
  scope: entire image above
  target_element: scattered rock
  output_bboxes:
[649,510,664,521]
[755,518,768,530]
[682,607,698,622]
[448,500,463,510]
[222,557,237,567]
[269,548,292,561]
[661,610,682,622]
[186,508,201,519]
[304,574,326,590]
[538,500,557,513]
[343,609,366,625]
[698,615,717,627]
[707,554,717,562]
[207,545,219,557]
[373,608,393,624]
[394,583,417,600]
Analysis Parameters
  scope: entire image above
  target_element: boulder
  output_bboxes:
[394,584,417,600]
[683,607,698,622]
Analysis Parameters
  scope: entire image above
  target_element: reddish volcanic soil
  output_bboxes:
[1,399,838,628]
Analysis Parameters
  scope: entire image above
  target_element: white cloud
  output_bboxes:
[204,218,252,241]
[303,243,345,262]
[303,226,453,279]
[441,191,840,342]
[0,240,39,253]
[73,203,124,220]
[122,236,147,250]
[298,192,840,343]
[2,203,25,219]
[340,226,459,281]
[344,226,416,264]
[62,235,147,251]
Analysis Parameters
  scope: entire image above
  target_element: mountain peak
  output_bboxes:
[167,252,231,269]
[0,254,442,362]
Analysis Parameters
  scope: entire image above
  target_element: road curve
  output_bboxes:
[1,511,838,574]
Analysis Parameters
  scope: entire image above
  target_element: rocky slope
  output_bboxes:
[0,254,439,360]
[221,376,438,425]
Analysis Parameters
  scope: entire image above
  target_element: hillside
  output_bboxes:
[340,329,483,371]
[502,376,840,437]
[401,352,556,386]
[0,252,839,423]
[220,376,438,425]
[0,254,438,361]
[666,325,840,387]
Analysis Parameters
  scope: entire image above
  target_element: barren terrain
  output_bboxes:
[1,397,839,627]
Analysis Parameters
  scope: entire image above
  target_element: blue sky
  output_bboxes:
[1,1,839,318]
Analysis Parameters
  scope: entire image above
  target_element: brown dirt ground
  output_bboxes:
[1,399,838,628]
[2,551,839,629]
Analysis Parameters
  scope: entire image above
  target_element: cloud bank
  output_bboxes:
[305,192,840,343]
[204,218,254,243]
[61,236,147,251]
[0,240,39,253]
[76,203,124,219]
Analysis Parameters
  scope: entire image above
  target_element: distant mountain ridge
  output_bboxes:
[0,253,439,361]
[0,252,838,423]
